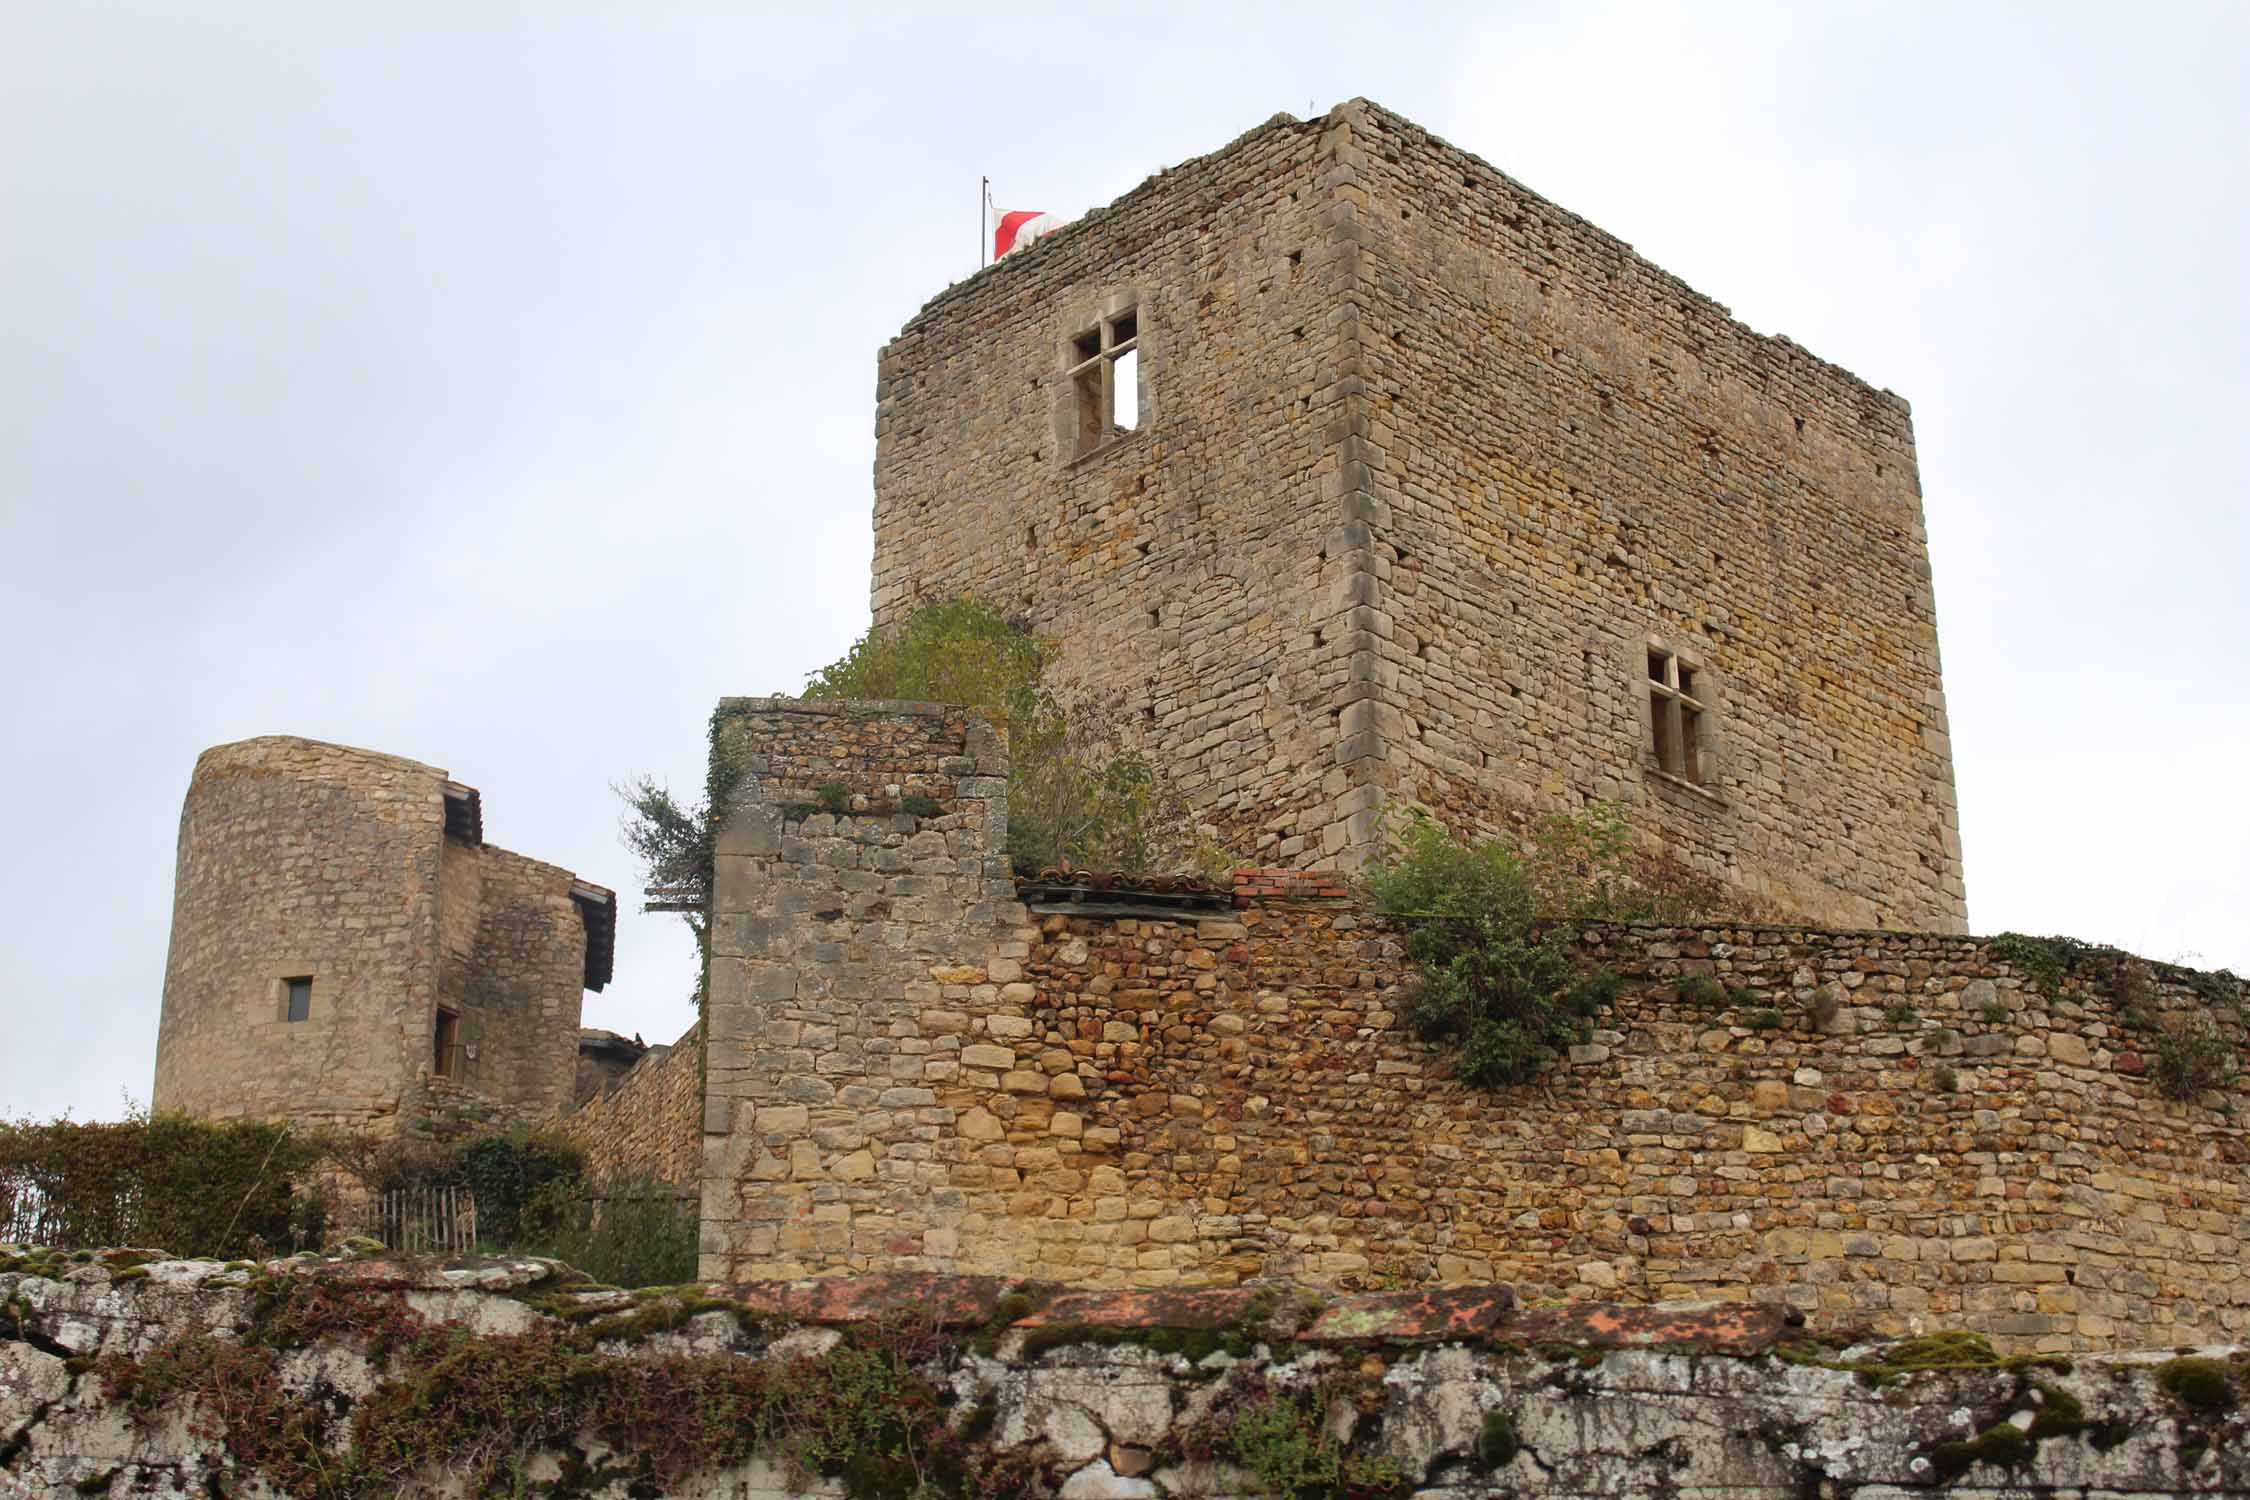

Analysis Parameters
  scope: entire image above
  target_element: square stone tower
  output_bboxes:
[872,100,1965,931]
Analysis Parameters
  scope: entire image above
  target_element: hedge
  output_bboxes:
[0,1112,329,1258]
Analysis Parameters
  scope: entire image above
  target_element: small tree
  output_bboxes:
[618,599,1228,953]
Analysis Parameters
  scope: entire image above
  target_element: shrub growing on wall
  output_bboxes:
[1360,806,1714,1087]
[2154,1017,2240,1101]
[800,599,1223,877]
[0,1111,327,1257]
[620,598,1226,953]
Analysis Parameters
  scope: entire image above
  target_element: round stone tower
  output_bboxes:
[154,737,453,1130]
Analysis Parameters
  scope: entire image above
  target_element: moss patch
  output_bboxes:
[1776,1330,2070,1388]
[1930,1420,2031,1479]
[2156,1356,2235,1414]
[1476,1410,1519,1469]
[1019,1321,1255,1363]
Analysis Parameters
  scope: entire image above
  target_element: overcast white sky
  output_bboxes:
[4,2,2244,1122]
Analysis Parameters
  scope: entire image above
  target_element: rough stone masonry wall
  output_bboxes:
[4,1250,2244,1498]
[872,112,1369,864]
[558,1022,703,1185]
[153,738,441,1131]
[700,709,2248,1351]
[699,699,1022,1282]
[983,906,2249,1351]
[435,840,590,1124]
[1327,102,1965,930]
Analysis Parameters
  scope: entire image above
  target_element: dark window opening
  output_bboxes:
[284,977,311,1024]
[433,1009,459,1078]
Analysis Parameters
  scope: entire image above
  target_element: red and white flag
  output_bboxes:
[993,209,1063,260]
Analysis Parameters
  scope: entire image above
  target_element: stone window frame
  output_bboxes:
[1639,635,1725,802]
[271,972,318,1024]
[1056,292,1145,466]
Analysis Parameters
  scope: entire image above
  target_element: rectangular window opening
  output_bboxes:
[1646,644,1712,785]
[1064,304,1144,460]
[1113,346,1139,431]
[433,1009,459,1078]
[284,976,311,1024]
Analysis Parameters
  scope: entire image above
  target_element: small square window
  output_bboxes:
[284,976,312,1023]
[1063,305,1143,460]
[1646,647,1710,785]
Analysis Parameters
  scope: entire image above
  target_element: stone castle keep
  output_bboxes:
[876,99,1964,931]
[150,102,2247,1357]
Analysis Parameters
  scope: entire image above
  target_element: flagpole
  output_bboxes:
[980,176,988,269]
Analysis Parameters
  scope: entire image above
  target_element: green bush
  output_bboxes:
[1189,1378,1404,1499]
[331,1132,691,1285]
[800,596,1046,723]
[802,599,1224,878]
[2153,1019,2239,1102]
[454,1132,586,1246]
[523,1175,697,1289]
[0,1112,328,1258]
[1362,806,1706,1088]
[623,599,1228,956]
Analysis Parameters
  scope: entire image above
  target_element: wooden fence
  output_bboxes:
[350,1185,478,1256]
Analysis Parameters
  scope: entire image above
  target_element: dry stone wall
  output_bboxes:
[3,1249,2242,1498]
[558,1023,703,1185]
[870,99,1965,927]
[700,702,2249,1353]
